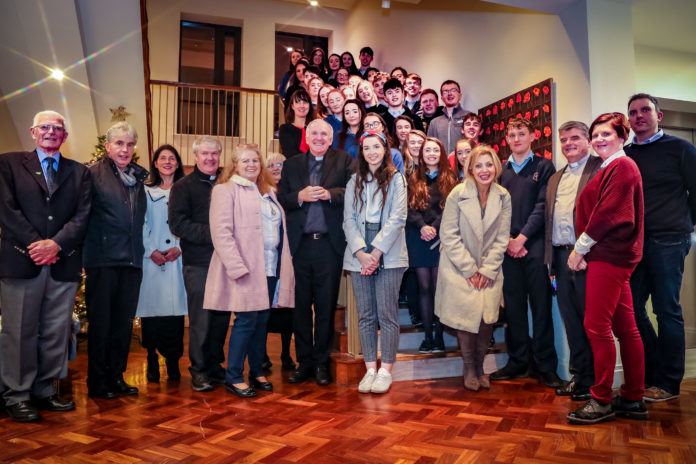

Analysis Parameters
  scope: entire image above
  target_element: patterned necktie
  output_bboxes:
[45,157,57,191]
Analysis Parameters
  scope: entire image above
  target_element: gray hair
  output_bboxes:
[33,110,66,129]
[106,121,138,143]
[192,135,222,154]
[306,118,333,140]
[558,121,589,139]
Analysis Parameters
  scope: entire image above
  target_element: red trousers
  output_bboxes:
[584,260,645,403]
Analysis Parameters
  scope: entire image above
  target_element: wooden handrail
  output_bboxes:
[147,80,282,168]
[149,80,277,95]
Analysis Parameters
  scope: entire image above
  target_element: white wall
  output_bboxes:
[343,0,592,164]
[0,0,147,163]
[585,0,635,117]
[0,0,99,160]
[635,45,696,103]
[76,0,149,161]
[147,0,349,89]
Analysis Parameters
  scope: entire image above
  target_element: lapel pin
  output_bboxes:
[36,171,42,175]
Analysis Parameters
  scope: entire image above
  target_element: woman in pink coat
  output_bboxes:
[204,145,295,398]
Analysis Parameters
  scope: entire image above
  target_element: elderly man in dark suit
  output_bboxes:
[544,121,602,401]
[278,119,353,385]
[0,110,92,422]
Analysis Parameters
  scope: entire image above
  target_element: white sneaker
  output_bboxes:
[358,368,376,393]
[371,367,392,394]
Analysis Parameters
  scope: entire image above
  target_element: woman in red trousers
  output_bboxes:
[566,112,647,425]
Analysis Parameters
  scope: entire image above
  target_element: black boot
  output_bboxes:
[166,358,181,382]
[146,350,160,383]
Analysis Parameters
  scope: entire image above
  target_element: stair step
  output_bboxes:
[331,342,509,385]
[397,330,458,351]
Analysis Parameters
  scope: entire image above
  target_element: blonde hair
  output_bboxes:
[465,145,503,183]
[218,144,276,195]
[266,152,286,166]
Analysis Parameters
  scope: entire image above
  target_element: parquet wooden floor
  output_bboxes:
[2,333,696,463]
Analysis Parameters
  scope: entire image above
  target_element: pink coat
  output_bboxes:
[203,175,295,312]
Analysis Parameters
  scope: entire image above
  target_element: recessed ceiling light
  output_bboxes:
[309,0,318,6]
[50,69,65,81]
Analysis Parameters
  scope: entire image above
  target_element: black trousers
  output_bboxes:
[292,236,343,369]
[86,266,142,390]
[501,253,558,373]
[403,268,420,323]
[182,265,231,378]
[553,246,594,387]
[141,315,185,361]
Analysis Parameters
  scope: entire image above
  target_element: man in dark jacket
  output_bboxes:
[493,118,561,388]
[277,119,352,385]
[0,110,92,422]
[626,93,696,402]
[168,136,228,392]
[83,122,148,399]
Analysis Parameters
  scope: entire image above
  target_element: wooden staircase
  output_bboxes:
[330,273,508,385]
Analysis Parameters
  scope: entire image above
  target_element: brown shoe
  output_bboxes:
[567,398,615,425]
[644,386,679,403]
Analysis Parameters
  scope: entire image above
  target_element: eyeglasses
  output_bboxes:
[34,124,65,133]
[267,162,283,168]
[364,121,382,130]
[441,89,460,96]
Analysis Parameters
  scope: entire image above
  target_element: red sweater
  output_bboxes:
[575,155,644,268]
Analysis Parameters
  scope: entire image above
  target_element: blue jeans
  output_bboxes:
[225,309,270,384]
[630,233,692,394]
[225,277,276,384]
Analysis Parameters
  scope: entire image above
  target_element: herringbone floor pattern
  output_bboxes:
[2,334,695,463]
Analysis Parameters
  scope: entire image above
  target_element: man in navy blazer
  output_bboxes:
[0,110,92,422]
[277,119,353,385]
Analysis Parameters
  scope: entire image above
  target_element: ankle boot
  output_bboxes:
[146,351,160,383]
[166,358,181,382]
[463,363,480,391]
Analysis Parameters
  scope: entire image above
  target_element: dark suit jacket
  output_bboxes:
[277,148,353,256]
[0,150,92,281]
[377,106,425,134]
[544,155,602,270]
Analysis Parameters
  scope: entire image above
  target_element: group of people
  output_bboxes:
[0,47,694,429]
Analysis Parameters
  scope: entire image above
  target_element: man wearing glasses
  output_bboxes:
[427,80,469,154]
[0,111,92,422]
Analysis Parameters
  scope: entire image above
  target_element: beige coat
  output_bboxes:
[434,179,511,333]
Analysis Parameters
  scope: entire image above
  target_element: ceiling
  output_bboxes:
[278,0,696,54]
